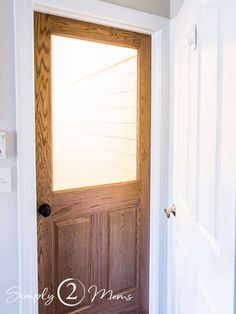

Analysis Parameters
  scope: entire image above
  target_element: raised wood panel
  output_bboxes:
[54,217,92,313]
[108,207,137,293]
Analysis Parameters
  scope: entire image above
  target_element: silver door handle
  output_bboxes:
[164,204,176,218]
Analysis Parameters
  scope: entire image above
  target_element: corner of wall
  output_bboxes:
[170,0,185,18]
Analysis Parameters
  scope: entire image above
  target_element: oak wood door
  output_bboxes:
[35,12,151,314]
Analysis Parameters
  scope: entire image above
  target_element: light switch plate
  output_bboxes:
[0,132,7,159]
[0,168,12,193]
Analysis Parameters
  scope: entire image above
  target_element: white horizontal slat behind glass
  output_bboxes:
[52,35,138,190]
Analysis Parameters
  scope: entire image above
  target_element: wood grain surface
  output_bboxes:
[35,12,151,314]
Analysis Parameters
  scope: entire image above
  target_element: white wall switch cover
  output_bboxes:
[0,168,12,193]
[0,132,7,159]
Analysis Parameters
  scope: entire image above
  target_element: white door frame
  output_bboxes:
[14,1,170,313]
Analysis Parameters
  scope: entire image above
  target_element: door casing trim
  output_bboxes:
[14,1,170,313]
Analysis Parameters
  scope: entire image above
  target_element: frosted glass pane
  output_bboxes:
[52,35,137,191]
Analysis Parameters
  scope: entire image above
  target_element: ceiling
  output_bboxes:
[101,0,170,18]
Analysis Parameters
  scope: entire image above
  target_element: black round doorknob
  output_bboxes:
[38,204,52,217]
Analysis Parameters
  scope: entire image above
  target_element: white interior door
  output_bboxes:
[170,0,236,313]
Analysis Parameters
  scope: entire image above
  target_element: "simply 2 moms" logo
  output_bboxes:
[5,278,133,307]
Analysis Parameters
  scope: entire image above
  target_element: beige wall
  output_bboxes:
[101,0,170,18]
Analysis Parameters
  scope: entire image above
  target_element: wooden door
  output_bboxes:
[35,13,151,314]
[170,1,236,313]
